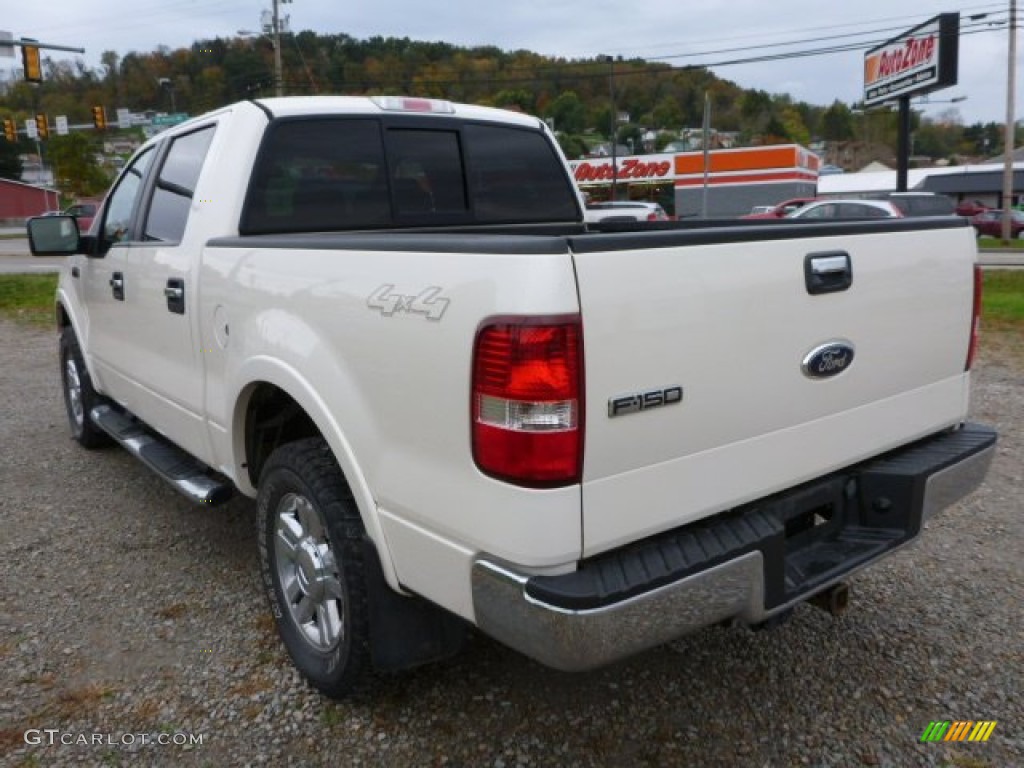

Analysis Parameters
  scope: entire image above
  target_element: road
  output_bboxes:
[0,242,67,274]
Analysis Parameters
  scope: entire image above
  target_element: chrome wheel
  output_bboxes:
[274,492,344,652]
[64,357,84,429]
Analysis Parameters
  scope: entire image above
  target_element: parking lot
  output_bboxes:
[0,317,1021,767]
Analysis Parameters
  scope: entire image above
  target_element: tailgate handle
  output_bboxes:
[805,252,852,295]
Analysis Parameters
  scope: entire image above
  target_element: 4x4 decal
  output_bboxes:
[367,284,450,321]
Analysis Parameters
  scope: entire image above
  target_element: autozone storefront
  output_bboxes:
[569,145,820,219]
[569,154,676,215]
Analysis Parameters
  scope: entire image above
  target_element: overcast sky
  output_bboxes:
[1,0,1019,126]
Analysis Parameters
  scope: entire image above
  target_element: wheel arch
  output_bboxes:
[230,364,401,591]
[55,291,104,391]
[56,300,71,330]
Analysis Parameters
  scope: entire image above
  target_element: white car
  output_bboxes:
[787,200,903,219]
[584,201,670,223]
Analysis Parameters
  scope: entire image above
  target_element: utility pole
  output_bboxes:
[896,96,911,192]
[271,0,292,97]
[272,0,283,97]
[1001,0,1018,244]
[606,55,617,202]
[701,91,711,218]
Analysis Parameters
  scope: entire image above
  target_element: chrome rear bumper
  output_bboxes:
[471,424,996,671]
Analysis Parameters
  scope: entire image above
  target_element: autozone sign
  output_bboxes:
[570,154,673,186]
[863,13,959,106]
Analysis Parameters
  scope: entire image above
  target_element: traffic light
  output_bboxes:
[34,113,49,140]
[2,119,15,142]
[91,105,107,131]
[22,44,42,83]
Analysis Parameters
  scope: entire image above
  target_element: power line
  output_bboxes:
[643,13,1009,63]
[609,1,1008,57]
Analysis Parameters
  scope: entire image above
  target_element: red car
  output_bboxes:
[955,199,989,217]
[970,209,1024,239]
[742,197,818,219]
[63,201,100,233]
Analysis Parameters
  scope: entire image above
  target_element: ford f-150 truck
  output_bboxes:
[28,96,997,698]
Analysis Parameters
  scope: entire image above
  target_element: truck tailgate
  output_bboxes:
[571,220,977,557]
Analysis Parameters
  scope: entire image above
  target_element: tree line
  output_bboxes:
[0,30,1016,193]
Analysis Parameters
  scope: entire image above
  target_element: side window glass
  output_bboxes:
[144,126,216,243]
[241,119,389,234]
[103,148,154,244]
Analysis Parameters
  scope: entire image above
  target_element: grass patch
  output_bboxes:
[978,236,1024,250]
[982,270,1024,324]
[0,273,57,326]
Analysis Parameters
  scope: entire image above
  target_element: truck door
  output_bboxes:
[115,124,218,462]
[81,147,156,407]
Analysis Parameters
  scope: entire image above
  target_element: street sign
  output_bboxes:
[116,108,131,130]
[0,31,14,58]
[152,113,189,126]
[24,117,37,139]
[56,115,68,136]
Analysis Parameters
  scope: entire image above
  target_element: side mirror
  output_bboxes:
[26,215,81,256]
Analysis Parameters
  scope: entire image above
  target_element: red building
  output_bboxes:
[0,177,60,225]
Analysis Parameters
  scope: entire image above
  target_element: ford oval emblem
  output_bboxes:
[802,341,855,379]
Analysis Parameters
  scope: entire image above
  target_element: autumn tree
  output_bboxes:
[0,138,25,180]
[46,133,110,198]
[547,91,586,135]
[821,101,855,141]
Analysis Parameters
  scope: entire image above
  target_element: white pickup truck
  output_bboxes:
[29,96,996,698]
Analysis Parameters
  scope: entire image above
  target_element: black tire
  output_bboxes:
[257,437,373,698]
[59,326,112,449]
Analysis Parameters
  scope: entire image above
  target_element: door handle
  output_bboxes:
[109,272,125,301]
[165,278,186,315]
[804,252,852,295]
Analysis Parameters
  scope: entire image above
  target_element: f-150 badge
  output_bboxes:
[608,386,683,418]
[367,285,450,321]
[802,341,855,379]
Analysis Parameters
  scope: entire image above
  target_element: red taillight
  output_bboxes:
[965,265,982,371]
[646,212,657,222]
[472,317,583,487]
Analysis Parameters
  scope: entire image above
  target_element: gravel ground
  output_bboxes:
[0,318,1020,768]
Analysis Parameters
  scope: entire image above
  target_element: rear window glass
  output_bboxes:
[241,117,580,234]
[388,128,467,216]
[464,124,579,223]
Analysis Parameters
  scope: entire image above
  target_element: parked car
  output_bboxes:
[584,201,670,223]
[866,192,954,217]
[970,209,1024,238]
[955,199,990,217]
[63,201,99,233]
[786,199,903,219]
[741,197,817,219]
